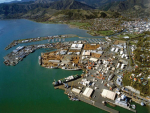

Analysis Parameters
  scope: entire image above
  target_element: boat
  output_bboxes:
[131,104,136,109]
[61,67,81,71]
[141,102,145,106]
[64,68,81,71]
[52,74,81,86]
[31,49,35,53]
[69,97,79,101]
[38,56,41,65]
[51,66,58,69]
[52,80,59,86]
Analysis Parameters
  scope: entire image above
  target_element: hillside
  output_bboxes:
[49,9,120,21]
[0,0,94,19]
[101,0,150,17]
[76,0,126,7]
[49,0,94,10]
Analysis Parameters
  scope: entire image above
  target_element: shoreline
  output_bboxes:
[0,18,123,37]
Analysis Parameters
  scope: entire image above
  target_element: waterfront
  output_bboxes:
[0,19,150,113]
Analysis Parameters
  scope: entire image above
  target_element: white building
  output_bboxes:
[71,44,83,50]
[101,89,116,100]
[83,87,94,98]
[72,88,81,94]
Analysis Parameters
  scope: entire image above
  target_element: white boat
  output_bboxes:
[61,67,81,71]
[131,104,136,109]
[38,56,41,65]
[51,66,58,69]
[141,102,145,106]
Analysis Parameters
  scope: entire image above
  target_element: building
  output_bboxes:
[101,89,116,100]
[89,58,98,62]
[82,50,91,56]
[70,44,83,50]
[72,88,81,94]
[83,87,94,98]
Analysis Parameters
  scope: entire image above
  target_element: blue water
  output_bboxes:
[0,19,149,113]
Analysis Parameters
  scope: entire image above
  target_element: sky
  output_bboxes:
[0,0,21,3]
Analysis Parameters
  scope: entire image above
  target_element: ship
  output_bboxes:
[52,74,81,86]
[69,96,79,101]
[38,56,41,65]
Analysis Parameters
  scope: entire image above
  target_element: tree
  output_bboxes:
[100,12,107,18]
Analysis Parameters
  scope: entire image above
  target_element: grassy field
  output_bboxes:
[68,22,91,28]
[97,30,114,36]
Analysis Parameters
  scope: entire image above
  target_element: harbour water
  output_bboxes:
[0,19,149,113]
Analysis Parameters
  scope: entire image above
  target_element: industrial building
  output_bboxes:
[101,89,116,100]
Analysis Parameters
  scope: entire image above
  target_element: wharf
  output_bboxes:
[3,43,56,66]
[5,34,77,50]
[106,101,136,113]
[54,77,119,113]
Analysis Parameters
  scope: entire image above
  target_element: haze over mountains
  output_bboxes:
[0,0,149,19]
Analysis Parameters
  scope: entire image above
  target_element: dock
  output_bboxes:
[54,78,119,113]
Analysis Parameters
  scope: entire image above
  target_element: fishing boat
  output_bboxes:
[69,96,79,101]
[141,102,145,106]
[38,56,41,65]
[131,104,136,109]
[61,67,81,71]
[51,66,58,69]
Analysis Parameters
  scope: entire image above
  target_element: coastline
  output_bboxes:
[31,19,114,37]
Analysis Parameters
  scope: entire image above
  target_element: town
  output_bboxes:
[3,18,150,113]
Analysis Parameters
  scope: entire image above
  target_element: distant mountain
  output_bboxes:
[75,0,126,7]
[1,0,35,4]
[49,0,94,10]
[34,0,57,4]
[102,0,150,11]
[35,0,95,10]
[0,0,94,19]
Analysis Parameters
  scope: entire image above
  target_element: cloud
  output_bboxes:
[0,0,21,3]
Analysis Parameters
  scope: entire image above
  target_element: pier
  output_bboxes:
[54,77,119,113]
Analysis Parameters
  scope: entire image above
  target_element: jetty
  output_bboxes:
[53,76,118,113]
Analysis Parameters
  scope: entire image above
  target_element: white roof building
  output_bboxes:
[82,50,90,56]
[72,88,81,94]
[101,89,116,100]
[89,58,98,62]
[123,36,129,39]
[71,44,83,49]
[83,87,93,98]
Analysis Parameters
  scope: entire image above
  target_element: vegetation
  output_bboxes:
[97,30,114,36]
[52,9,120,20]
[69,22,90,28]
[123,33,150,96]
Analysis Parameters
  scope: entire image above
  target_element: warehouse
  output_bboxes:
[72,88,81,94]
[82,50,91,56]
[83,87,94,98]
[101,89,116,100]
[89,58,98,62]
[71,44,83,50]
